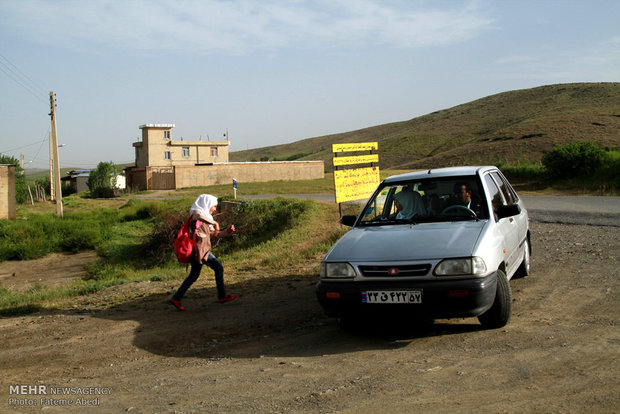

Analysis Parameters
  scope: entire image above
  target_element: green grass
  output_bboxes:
[0,194,348,315]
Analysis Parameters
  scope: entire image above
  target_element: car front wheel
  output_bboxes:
[478,270,512,329]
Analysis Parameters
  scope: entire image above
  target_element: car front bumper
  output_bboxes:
[316,272,498,319]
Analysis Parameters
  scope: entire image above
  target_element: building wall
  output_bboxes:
[167,140,230,166]
[125,161,324,191]
[134,125,229,168]
[0,165,16,220]
[175,161,324,188]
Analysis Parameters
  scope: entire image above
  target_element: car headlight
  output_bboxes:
[434,257,487,276]
[321,262,356,278]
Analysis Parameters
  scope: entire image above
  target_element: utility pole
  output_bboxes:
[49,91,63,218]
[49,131,55,200]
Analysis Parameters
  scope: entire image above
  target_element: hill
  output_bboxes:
[230,83,620,171]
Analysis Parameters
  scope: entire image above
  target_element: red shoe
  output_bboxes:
[218,294,238,304]
[169,299,186,311]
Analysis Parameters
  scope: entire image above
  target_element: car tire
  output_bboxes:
[478,270,512,329]
[514,237,531,279]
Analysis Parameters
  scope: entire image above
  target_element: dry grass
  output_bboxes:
[230,82,620,171]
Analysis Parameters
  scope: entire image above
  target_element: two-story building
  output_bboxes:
[133,124,230,168]
[125,124,323,191]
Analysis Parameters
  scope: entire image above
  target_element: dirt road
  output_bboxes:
[1,219,618,413]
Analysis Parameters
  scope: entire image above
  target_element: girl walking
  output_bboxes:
[170,194,237,311]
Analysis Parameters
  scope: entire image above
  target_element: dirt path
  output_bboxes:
[1,221,618,413]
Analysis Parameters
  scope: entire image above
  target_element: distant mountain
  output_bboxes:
[230,83,620,171]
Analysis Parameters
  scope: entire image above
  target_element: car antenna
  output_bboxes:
[427,169,432,174]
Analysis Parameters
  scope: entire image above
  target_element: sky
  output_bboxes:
[0,0,618,170]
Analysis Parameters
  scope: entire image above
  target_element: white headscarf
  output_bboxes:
[190,194,218,221]
[394,190,426,219]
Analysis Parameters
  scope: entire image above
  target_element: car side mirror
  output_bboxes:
[340,215,357,227]
[497,204,521,219]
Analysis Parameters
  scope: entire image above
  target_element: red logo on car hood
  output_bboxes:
[387,268,399,275]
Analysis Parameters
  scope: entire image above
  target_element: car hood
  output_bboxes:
[325,221,487,262]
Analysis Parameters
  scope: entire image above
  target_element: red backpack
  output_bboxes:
[174,218,202,264]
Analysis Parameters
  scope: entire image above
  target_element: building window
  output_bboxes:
[164,151,171,160]
[164,130,170,139]
[182,146,190,157]
[210,147,218,157]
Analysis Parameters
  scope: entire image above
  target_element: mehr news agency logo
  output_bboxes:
[8,384,112,407]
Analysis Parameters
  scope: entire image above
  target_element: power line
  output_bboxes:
[0,138,48,154]
[0,54,47,94]
[0,53,48,103]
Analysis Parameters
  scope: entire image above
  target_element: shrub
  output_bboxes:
[140,198,311,264]
[87,161,118,198]
[542,141,606,179]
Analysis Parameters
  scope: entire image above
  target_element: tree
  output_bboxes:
[87,161,118,198]
[0,154,28,203]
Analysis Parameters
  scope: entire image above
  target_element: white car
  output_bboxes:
[316,166,531,329]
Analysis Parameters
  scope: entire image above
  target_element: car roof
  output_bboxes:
[383,166,497,183]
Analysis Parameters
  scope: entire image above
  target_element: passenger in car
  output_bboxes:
[394,190,427,220]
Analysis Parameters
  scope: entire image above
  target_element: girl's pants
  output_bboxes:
[172,253,226,301]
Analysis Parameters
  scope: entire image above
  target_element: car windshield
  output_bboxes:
[358,175,489,225]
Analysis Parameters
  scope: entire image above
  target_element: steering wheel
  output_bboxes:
[441,204,477,218]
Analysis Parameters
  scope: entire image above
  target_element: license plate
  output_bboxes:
[362,290,422,304]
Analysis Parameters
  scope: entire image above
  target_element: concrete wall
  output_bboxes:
[125,161,324,190]
[0,165,16,220]
[175,161,324,189]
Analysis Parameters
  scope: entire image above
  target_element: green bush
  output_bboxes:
[141,197,311,264]
[542,141,606,179]
[87,161,118,198]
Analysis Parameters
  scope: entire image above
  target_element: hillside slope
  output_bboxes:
[230,83,620,171]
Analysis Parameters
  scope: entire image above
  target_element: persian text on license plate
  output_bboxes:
[362,290,422,304]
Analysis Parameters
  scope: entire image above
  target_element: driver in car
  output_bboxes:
[451,182,482,215]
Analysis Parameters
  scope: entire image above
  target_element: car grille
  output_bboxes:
[358,264,431,277]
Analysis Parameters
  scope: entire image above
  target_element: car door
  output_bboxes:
[492,170,528,248]
[483,173,520,277]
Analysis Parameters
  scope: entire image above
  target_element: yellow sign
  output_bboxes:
[334,166,380,203]
[332,154,379,167]
[332,142,378,153]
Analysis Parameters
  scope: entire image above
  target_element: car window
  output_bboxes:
[494,171,519,203]
[491,171,515,205]
[484,174,504,221]
[359,176,489,224]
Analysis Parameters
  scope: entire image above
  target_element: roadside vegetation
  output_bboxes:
[499,143,619,194]
[0,189,349,316]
